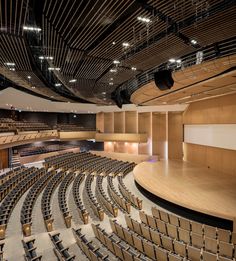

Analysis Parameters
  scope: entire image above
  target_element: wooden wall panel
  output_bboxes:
[138,112,151,155]
[0,149,9,169]
[104,142,114,152]
[152,113,167,159]
[125,111,138,133]
[168,112,183,160]
[114,112,125,133]
[184,143,236,175]
[183,93,236,124]
[104,113,114,133]
[96,112,104,132]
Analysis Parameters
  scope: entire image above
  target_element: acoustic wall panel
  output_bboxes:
[184,124,236,150]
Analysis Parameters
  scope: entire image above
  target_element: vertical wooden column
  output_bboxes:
[138,112,152,155]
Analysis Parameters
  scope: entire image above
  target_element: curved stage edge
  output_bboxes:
[133,161,236,231]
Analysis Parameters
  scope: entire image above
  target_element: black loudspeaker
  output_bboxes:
[154,69,174,91]
[111,88,130,108]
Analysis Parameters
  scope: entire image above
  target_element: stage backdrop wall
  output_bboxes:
[183,93,236,175]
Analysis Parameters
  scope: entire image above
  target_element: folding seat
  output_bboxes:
[231,232,236,244]
[159,209,169,223]
[168,253,183,261]
[191,221,203,235]
[191,232,204,248]
[187,245,201,261]
[152,207,161,219]
[132,234,144,252]
[218,229,231,243]
[123,229,133,246]
[204,225,217,239]
[143,240,156,259]
[139,211,148,224]
[140,223,151,241]
[202,250,217,261]
[109,219,117,233]
[116,224,125,240]
[123,248,134,261]
[173,240,187,257]
[150,229,162,245]
[169,213,179,227]
[161,234,174,251]
[218,256,234,261]
[147,215,157,230]
[218,241,234,258]
[205,236,218,254]
[155,245,168,261]
[179,217,191,231]
[156,219,167,234]
[178,228,191,244]
[132,220,142,235]
[167,223,179,239]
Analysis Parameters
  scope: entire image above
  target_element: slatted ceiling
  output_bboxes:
[61,49,84,75]
[181,7,236,47]
[0,0,29,35]
[123,35,195,71]
[0,34,31,71]
[75,56,113,79]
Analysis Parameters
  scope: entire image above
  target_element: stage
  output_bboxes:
[133,160,236,231]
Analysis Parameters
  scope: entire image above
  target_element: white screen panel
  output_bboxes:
[184,124,236,150]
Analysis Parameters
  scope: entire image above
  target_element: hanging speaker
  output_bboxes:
[154,69,174,91]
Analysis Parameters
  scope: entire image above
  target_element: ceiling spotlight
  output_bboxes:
[122,42,130,47]
[23,26,41,32]
[113,60,120,64]
[9,68,15,71]
[131,67,137,71]
[110,69,117,73]
[176,59,182,63]
[168,58,176,63]
[55,83,62,87]
[73,115,77,118]
[109,82,114,85]
[31,86,36,89]
[48,67,60,71]
[39,56,53,60]
[191,39,198,45]
[112,41,116,45]
[102,92,106,95]
[110,78,113,81]
[4,62,15,66]
[137,16,151,23]
[69,79,77,83]
[27,76,31,79]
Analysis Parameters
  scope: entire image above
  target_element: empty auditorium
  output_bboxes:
[0,0,236,260]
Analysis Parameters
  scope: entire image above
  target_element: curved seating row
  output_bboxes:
[41,171,66,231]
[22,238,42,261]
[21,169,53,236]
[0,167,44,240]
[117,175,142,210]
[107,175,131,213]
[85,174,104,221]
[49,232,75,260]
[0,166,25,185]
[92,222,152,261]
[72,173,89,224]
[58,172,75,228]
[95,176,118,217]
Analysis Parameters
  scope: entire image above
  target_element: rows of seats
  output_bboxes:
[58,172,75,228]
[73,227,116,261]
[0,166,25,185]
[49,232,75,260]
[95,175,118,217]
[117,175,142,210]
[107,175,131,213]
[92,222,152,261]
[72,173,89,224]
[22,238,42,261]
[0,167,44,240]
[138,209,236,261]
[44,151,74,163]
[85,174,105,221]
[0,241,4,260]
[21,170,53,236]
[0,167,36,201]
[55,123,96,132]
[41,171,66,231]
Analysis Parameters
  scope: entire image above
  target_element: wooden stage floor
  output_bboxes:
[133,160,236,228]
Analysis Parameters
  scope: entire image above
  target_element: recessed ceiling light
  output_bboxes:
[102,92,106,95]
[9,68,15,71]
[110,78,113,81]
[4,62,15,66]
[169,58,176,63]
[69,79,77,83]
[110,69,117,73]
[109,82,114,85]
[137,16,151,23]
[191,39,198,45]
[23,26,41,32]
[48,67,60,71]
[131,67,137,71]
[122,42,130,47]
[112,41,116,45]
[176,59,182,63]
[113,60,120,64]
[55,83,62,87]
[31,86,36,89]
[39,56,53,60]
[27,76,31,79]
[73,115,77,118]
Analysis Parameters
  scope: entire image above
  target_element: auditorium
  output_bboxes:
[0,0,236,260]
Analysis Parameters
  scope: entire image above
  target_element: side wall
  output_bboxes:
[183,94,236,175]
